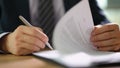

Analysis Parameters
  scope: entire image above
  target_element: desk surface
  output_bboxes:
[0,54,63,68]
[1,54,120,68]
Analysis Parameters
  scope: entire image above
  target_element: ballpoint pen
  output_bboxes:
[19,15,53,50]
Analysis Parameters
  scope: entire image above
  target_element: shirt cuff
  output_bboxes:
[0,32,10,38]
[0,32,10,54]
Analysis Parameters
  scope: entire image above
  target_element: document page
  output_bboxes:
[53,0,112,56]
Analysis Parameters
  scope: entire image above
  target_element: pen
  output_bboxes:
[19,15,53,50]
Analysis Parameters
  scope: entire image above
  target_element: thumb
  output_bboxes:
[91,25,102,36]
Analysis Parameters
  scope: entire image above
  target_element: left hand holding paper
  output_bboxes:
[91,23,120,52]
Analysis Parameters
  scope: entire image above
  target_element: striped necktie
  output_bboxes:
[38,0,55,44]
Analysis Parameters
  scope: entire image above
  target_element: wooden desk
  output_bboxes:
[1,54,120,68]
[0,54,63,68]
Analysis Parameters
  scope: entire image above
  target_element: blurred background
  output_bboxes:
[97,0,120,24]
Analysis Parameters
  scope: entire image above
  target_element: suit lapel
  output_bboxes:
[14,0,30,22]
[63,0,81,12]
[2,0,30,31]
[4,0,30,22]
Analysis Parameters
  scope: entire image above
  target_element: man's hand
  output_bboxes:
[1,25,48,55]
[91,23,120,52]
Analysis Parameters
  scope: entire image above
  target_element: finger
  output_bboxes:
[18,41,40,51]
[113,44,120,51]
[91,31,118,42]
[93,38,119,47]
[17,48,34,55]
[92,24,119,36]
[21,34,45,49]
[29,26,48,42]
[17,25,48,42]
[98,44,120,52]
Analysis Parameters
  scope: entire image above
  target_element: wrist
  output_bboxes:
[0,34,10,53]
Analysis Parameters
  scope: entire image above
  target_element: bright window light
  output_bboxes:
[97,0,108,9]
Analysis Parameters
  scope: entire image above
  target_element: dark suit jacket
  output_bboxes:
[0,0,109,40]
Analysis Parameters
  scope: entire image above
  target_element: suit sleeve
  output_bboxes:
[89,0,110,25]
[0,0,4,34]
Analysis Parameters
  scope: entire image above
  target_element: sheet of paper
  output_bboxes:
[33,50,93,67]
[34,50,120,67]
[33,0,120,67]
[53,0,112,56]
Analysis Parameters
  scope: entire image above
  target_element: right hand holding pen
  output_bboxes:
[2,25,48,55]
